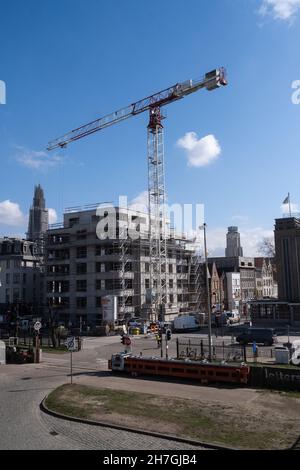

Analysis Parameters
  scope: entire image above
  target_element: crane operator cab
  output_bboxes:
[205,68,227,90]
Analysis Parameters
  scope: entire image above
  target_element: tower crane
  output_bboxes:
[47,67,227,322]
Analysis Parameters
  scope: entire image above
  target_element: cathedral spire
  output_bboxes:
[33,184,46,209]
[27,184,49,251]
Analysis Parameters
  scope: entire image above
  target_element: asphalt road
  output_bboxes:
[0,336,205,450]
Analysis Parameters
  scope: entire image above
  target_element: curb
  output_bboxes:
[40,395,235,451]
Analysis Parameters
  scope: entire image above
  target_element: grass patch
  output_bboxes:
[45,384,298,450]
[256,389,300,399]
[250,362,300,370]
[41,346,68,354]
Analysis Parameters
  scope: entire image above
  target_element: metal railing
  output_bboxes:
[176,338,275,364]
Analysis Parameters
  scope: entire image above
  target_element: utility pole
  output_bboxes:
[203,223,212,361]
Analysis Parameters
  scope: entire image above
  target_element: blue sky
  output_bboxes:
[0,0,300,255]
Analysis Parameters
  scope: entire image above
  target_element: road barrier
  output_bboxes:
[250,365,300,391]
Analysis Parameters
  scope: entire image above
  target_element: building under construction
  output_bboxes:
[46,67,227,328]
[45,204,205,328]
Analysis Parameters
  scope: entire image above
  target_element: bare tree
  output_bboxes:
[257,237,275,258]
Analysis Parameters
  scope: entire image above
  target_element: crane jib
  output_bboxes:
[47,67,227,150]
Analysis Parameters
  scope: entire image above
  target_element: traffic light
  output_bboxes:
[121,336,125,345]
[166,329,172,341]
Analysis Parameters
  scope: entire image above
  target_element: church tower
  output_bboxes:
[27,184,49,252]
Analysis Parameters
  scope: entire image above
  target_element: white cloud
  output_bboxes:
[259,0,300,20]
[15,146,63,170]
[48,208,58,224]
[129,191,149,213]
[0,200,26,226]
[177,132,221,167]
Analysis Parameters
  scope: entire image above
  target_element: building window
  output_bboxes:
[13,288,20,302]
[145,263,150,273]
[95,279,102,290]
[125,279,133,289]
[76,230,87,240]
[95,262,102,273]
[145,278,150,289]
[76,280,87,292]
[169,264,173,273]
[69,217,79,227]
[76,246,87,258]
[13,273,20,284]
[95,246,102,256]
[169,279,173,289]
[143,248,150,257]
[6,273,10,284]
[105,279,122,290]
[76,297,87,308]
[125,262,132,272]
[96,297,102,308]
[76,263,87,274]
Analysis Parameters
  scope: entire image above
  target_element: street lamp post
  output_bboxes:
[201,223,212,362]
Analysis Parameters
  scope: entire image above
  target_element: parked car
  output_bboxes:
[236,328,276,346]
[226,311,240,325]
[212,312,228,327]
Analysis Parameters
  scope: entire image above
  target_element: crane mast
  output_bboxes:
[147,107,168,320]
[47,67,227,323]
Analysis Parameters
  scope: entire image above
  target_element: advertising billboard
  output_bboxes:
[101,295,118,323]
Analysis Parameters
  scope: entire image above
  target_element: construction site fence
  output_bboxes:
[1,333,69,349]
[176,338,275,363]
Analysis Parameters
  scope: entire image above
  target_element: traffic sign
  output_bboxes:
[34,321,42,331]
[124,336,131,346]
[66,336,76,351]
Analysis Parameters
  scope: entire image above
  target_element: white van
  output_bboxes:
[173,315,198,332]
[226,312,240,325]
